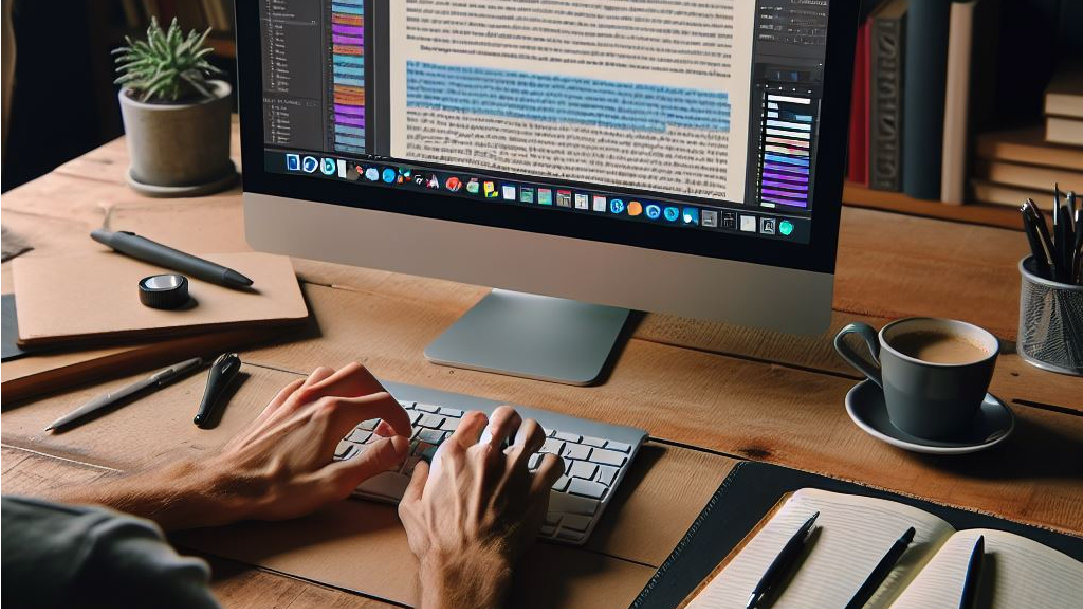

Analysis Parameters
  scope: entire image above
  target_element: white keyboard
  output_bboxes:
[333,381,647,545]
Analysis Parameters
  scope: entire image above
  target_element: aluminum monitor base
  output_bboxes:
[424,289,630,386]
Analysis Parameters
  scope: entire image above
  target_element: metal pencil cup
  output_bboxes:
[1018,257,1083,376]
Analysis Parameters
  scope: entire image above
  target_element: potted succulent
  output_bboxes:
[114,17,236,196]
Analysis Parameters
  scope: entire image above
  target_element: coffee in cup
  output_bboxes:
[833,318,999,439]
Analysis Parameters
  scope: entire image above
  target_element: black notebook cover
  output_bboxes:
[630,460,1083,609]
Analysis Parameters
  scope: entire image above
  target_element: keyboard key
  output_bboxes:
[545,512,562,526]
[417,403,440,413]
[528,453,542,470]
[335,441,356,459]
[358,419,378,432]
[596,465,619,486]
[605,440,632,453]
[560,514,592,532]
[552,476,570,492]
[554,431,581,443]
[418,429,444,444]
[409,412,423,425]
[357,471,411,500]
[540,438,565,456]
[589,448,626,467]
[582,436,607,447]
[439,407,463,417]
[556,529,586,542]
[564,444,591,461]
[539,525,557,537]
[347,429,371,444]
[568,479,607,500]
[440,417,460,432]
[549,491,600,516]
[398,401,416,409]
[568,461,597,480]
[418,414,444,429]
[418,443,439,462]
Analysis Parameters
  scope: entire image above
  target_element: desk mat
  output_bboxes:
[629,460,1083,609]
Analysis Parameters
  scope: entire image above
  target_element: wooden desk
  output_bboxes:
[2,127,1081,608]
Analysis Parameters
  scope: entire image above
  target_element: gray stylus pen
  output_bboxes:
[91,229,254,289]
[44,357,204,431]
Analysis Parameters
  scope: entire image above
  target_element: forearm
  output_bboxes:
[50,458,251,531]
[418,551,512,609]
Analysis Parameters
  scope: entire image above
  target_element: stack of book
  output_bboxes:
[970,65,1083,210]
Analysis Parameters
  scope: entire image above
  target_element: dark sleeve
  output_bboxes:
[1,496,220,609]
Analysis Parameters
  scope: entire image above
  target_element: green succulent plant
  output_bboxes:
[113,17,223,103]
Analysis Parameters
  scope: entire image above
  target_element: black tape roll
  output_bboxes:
[139,274,189,309]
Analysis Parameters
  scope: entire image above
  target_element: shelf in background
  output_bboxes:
[842,182,1022,231]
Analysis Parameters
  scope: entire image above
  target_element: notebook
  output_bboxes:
[681,488,1083,609]
[12,251,309,347]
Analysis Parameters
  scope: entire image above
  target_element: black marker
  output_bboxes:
[195,353,242,428]
[844,526,916,609]
[91,229,253,289]
[747,511,820,609]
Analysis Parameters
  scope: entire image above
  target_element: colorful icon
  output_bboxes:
[645,204,661,219]
[701,210,718,228]
[302,156,319,173]
[609,198,626,214]
[502,185,517,200]
[722,211,737,229]
[682,208,699,225]
[346,163,362,181]
[556,190,572,207]
[425,174,440,189]
[285,154,300,171]
[398,168,412,184]
[592,195,607,212]
[444,176,463,191]
[320,158,337,175]
[414,173,428,187]
[466,178,480,194]
[759,217,776,234]
[365,167,380,181]
[779,220,795,236]
[520,187,535,204]
[383,168,398,183]
[663,206,680,222]
[627,201,643,216]
[574,193,589,210]
[537,189,553,205]
[739,214,757,232]
[483,181,498,198]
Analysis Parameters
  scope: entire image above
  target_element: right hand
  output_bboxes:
[398,406,565,609]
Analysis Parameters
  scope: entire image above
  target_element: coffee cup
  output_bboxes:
[833,318,999,439]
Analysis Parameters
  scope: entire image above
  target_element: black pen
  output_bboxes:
[958,535,984,609]
[45,357,204,431]
[194,353,242,428]
[91,229,254,289]
[1025,199,1058,280]
[844,526,916,609]
[747,511,820,609]
[1021,202,1052,280]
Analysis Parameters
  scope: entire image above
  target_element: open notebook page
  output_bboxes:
[685,488,956,609]
[889,528,1083,609]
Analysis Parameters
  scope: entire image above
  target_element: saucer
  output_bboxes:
[845,380,1014,454]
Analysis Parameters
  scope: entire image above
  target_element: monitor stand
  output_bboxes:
[424,289,630,386]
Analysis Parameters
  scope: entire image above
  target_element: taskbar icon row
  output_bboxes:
[281,152,801,239]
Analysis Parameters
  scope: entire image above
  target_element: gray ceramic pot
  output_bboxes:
[118,80,235,195]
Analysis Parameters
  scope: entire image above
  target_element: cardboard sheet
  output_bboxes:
[12,251,308,347]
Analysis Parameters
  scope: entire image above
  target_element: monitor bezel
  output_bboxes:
[236,0,859,275]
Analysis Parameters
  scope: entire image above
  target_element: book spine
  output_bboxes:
[869,11,904,192]
[847,21,870,184]
[940,0,977,205]
[902,0,952,200]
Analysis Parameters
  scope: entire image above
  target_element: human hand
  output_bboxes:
[55,362,412,530]
[398,406,565,609]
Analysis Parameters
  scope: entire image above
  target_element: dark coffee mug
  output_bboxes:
[833,318,999,439]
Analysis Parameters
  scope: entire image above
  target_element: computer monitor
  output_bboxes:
[239,0,858,385]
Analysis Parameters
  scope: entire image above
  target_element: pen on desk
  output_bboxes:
[958,535,985,609]
[44,357,204,431]
[1021,201,1052,280]
[194,353,242,428]
[747,511,820,609]
[91,229,254,289]
[844,526,916,609]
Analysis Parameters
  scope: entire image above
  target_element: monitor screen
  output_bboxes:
[243,0,852,271]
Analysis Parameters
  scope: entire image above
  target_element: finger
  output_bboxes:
[267,367,336,421]
[324,392,413,442]
[448,411,488,449]
[303,366,336,388]
[373,420,396,437]
[483,406,522,449]
[402,459,430,505]
[308,361,384,399]
[324,435,410,497]
[531,453,565,498]
[511,418,546,455]
[253,377,305,423]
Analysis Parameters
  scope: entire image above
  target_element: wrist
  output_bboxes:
[418,547,512,609]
